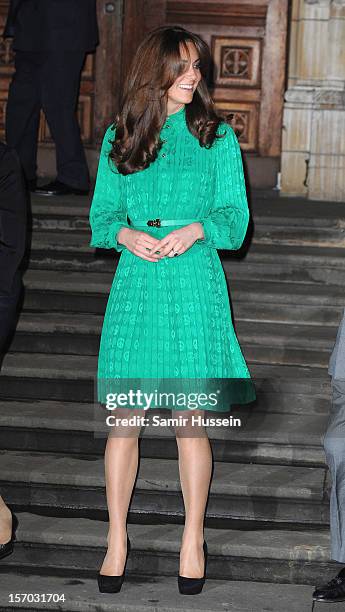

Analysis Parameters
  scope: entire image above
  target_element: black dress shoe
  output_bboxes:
[0,512,18,560]
[178,540,208,595]
[313,567,345,602]
[97,536,131,593]
[34,180,89,196]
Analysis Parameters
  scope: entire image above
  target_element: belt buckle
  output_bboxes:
[147,218,161,227]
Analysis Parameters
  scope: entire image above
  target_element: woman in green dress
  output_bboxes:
[89,25,254,594]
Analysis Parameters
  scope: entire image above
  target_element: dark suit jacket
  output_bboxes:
[3,0,99,52]
[0,142,27,295]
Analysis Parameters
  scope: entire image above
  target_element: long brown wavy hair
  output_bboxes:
[109,25,226,175]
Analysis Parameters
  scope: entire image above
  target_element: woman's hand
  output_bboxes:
[148,222,205,259]
[117,227,162,262]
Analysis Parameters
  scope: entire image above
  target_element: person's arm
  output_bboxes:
[89,124,131,252]
[198,123,249,250]
[0,144,27,256]
[0,143,27,298]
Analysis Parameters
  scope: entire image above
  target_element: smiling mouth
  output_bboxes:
[178,84,194,90]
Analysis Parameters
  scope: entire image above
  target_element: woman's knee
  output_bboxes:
[174,410,208,441]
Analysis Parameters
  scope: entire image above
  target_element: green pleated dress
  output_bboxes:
[89,106,255,411]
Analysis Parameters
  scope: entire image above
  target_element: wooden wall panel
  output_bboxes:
[167,1,268,27]
[93,0,123,144]
[212,37,262,89]
[215,100,259,150]
[0,0,14,139]
[121,0,146,85]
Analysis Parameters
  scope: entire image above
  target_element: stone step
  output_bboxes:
[0,351,330,403]
[28,230,345,261]
[0,450,329,525]
[238,321,337,350]
[233,278,344,307]
[30,212,345,250]
[7,314,338,367]
[31,192,345,226]
[9,332,330,369]
[9,312,102,355]
[23,286,343,327]
[32,214,90,231]
[233,302,342,327]
[0,352,95,402]
[10,312,339,350]
[22,268,345,305]
[250,189,345,223]
[21,270,345,321]
[0,572,322,612]
[30,193,345,249]
[1,512,335,585]
[253,224,345,248]
[31,214,345,251]
[0,400,329,465]
[244,346,330,369]
[7,335,332,369]
[8,333,332,368]
[224,261,345,287]
[26,233,345,283]
[23,269,111,314]
[27,251,345,285]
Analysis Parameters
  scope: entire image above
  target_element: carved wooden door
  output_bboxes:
[165,0,289,183]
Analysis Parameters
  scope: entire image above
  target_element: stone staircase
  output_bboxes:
[0,190,344,610]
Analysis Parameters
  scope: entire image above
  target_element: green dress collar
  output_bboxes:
[163,105,186,128]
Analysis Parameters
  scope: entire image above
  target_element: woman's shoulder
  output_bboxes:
[215,120,237,143]
[98,124,121,174]
[99,123,117,159]
[103,122,116,142]
[211,120,240,157]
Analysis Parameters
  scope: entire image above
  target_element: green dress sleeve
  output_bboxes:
[199,123,249,250]
[89,124,130,252]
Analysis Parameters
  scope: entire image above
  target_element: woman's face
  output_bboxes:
[166,41,201,114]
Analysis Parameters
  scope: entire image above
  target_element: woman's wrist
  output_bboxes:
[117,226,132,246]
[191,222,204,241]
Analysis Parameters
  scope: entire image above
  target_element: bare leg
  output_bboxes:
[0,496,12,545]
[175,410,212,578]
[100,410,141,576]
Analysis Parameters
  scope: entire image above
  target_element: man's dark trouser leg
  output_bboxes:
[40,50,90,191]
[323,379,345,562]
[5,51,42,183]
[0,271,22,363]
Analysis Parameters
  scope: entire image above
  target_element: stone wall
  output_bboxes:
[280,0,345,201]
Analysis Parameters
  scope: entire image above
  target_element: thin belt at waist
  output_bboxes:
[128,217,201,228]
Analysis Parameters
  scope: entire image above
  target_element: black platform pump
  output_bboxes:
[0,511,19,560]
[178,540,208,595]
[97,535,131,593]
